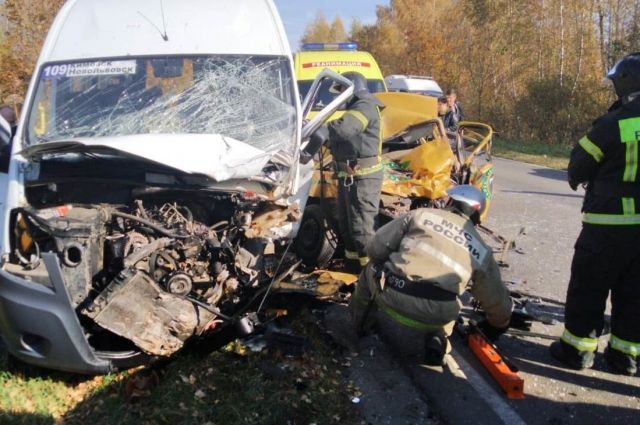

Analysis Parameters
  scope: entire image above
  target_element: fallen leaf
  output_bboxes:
[315,270,358,285]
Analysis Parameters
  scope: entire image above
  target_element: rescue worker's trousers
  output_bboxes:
[560,225,640,364]
[349,263,459,348]
[336,172,382,269]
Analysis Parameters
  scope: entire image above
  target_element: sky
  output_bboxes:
[273,0,389,50]
[0,1,386,49]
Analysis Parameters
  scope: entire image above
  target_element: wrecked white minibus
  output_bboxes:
[0,0,350,373]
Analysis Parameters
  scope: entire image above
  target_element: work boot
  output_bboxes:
[549,340,594,370]
[604,346,637,376]
[424,333,447,366]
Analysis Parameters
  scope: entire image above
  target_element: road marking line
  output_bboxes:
[446,351,528,425]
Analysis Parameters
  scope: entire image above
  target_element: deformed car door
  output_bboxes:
[300,69,354,141]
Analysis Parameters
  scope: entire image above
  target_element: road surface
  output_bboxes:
[337,157,640,425]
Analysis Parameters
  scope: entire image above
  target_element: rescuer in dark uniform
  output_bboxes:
[349,185,513,365]
[328,72,384,273]
[550,52,640,376]
[0,105,17,137]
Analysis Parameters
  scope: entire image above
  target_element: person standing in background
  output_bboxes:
[446,88,464,122]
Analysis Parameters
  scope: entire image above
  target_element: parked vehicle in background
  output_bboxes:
[385,75,443,98]
[294,42,386,119]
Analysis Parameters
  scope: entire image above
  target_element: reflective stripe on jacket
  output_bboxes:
[569,98,640,225]
[328,91,384,166]
[366,208,512,329]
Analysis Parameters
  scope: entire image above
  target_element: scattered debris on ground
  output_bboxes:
[0,304,365,425]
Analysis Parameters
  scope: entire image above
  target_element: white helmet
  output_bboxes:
[447,185,486,224]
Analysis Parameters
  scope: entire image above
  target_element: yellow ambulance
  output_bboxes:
[294,42,386,119]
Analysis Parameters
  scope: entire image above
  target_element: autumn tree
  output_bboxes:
[0,0,65,104]
[329,16,348,42]
[350,6,408,75]
[302,12,351,44]
[350,18,377,52]
[596,0,640,70]
[342,0,612,146]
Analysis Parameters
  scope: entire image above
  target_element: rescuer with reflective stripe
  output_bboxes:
[349,186,512,366]
[551,52,640,376]
[327,71,385,272]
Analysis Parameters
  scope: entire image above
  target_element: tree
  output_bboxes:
[302,13,352,44]
[0,0,65,103]
[329,16,348,42]
[301,12,332,43]
[341,0,610,145]
[357,5,408,74]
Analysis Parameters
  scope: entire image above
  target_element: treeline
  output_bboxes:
[303,0,640,145]
[2,0,639,145]
[0,0,65,111]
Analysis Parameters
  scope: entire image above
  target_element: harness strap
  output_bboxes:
[384,269,457,302]
[334,157,383,178]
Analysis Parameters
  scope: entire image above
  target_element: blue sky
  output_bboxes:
[273,0,389,50]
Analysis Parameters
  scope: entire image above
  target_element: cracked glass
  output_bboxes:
[26,56,297,156]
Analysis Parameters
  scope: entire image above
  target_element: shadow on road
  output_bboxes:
[372,302,639,425]
[517,396,640,425]
[501,189,584,199]
[516,355,639,398]
[500,336,640,425]
[528,168,568,181]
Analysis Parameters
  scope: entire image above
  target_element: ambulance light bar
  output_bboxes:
[302,42,358,51]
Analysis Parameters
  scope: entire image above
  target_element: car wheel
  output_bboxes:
[295,205,338,268]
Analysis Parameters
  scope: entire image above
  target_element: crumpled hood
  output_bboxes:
[19,133,289,182]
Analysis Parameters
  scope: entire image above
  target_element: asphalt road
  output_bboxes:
[484,157,584,301]
[369,157,640,425]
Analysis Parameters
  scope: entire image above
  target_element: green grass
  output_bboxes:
[0,348,109,423]
[491,138,571,170]
[0,308,362,425]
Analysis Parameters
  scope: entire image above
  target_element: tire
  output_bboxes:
[295,204,338,268]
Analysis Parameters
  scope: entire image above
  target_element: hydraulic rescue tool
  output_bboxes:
[456,319,525,399]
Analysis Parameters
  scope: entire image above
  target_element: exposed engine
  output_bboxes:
[8,195,299,357]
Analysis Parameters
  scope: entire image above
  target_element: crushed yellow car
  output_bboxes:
[296,92,494,267]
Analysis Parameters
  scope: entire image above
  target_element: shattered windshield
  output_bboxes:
[26,56,297,155]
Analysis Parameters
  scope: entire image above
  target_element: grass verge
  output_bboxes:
[491,138,571,170]
[0,306,362,425]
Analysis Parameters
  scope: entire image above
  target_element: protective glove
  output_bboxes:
[300,125,329,164]
[569,179,580,192]
[476,319,508,342]
[568,177,580,191]
[509,310,533,331]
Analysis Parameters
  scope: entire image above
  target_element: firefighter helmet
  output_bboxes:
[447,185,486,224]
[606,52,640,100]
[330,72,368,95]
